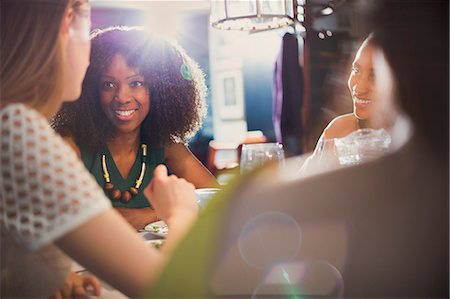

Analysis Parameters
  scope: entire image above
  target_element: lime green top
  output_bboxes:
[145,170,241,297]
[80,144,164,208]
[147,183,230,297]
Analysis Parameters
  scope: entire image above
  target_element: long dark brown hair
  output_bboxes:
[1,0,70,117]
[368,0,448,156]
[52,26,206,150]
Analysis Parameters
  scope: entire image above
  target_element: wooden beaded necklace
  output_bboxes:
[101,144,147,202]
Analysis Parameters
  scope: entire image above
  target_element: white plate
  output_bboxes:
[144,220,168,238]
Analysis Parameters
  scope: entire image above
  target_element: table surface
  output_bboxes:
[75,229,331,299]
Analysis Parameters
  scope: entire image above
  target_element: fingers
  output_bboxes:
[144,175,155,199]
[153,164,168,179]
[54,273,102,299]
[178,178,195,189]
[83,275,102,296]
[72,285,86,298]
[60,275,73,298]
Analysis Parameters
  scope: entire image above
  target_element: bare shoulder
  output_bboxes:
[323,113,356,139]
[62,135,81,158]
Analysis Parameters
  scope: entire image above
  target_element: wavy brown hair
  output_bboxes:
[1,0,70,118]
[52,26,206,150]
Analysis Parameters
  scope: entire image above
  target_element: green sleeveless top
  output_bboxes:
[80,144,165,208]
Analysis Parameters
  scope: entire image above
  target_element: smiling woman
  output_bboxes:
[52,27,217,229]
[323,35,377,140]
[99,54,150,135]
[299,35,390,172]
[348,35,376,121]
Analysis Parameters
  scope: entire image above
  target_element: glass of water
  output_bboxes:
[334,128,392,165]
[195,188,220,209]
[240,143,285,174]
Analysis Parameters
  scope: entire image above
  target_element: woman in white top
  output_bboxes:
[301,35,390,173]
[325,35,377,138]
[0,0,197,298]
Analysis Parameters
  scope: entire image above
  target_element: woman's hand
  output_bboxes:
[51,271,101,298]
[145,164,198,227]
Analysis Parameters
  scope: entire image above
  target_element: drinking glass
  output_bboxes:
[195,188,220,209]
[240,143,285,174]
[334,128,392,165]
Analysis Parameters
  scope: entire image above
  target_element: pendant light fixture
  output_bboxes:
[210,0,296,32]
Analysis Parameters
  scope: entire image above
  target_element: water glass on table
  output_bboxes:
[240,143,285,174]
[195,188,221,209]
[334,128,392,166]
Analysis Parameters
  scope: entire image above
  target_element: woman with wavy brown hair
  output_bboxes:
[1,1,199,298]
[52,27,216,229]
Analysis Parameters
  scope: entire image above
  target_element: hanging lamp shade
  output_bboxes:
[210,0,296,32]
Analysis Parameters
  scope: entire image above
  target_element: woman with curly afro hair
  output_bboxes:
[52,27,217,229]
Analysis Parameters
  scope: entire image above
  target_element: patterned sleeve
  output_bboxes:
[0,104,111,251]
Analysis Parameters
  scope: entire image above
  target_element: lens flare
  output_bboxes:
[252,261,344,298]
[238,212,301,269]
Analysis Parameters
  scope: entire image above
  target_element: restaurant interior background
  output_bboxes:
[90,0,367,180]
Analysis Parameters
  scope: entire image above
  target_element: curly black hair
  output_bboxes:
[52,26,206,150]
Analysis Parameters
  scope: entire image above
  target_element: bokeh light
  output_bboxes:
[238,212,302,269]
